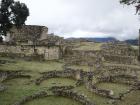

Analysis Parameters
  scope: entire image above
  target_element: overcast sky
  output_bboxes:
[18,0,140,40]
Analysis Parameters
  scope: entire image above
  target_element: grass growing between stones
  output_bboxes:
[73,42,104,51]
[0,57,64,72]
[96,82,131,97]
[73,85,111,105]
[0,57,140,105]
[116,90,140,105]
[0,77,77,105]
[0,78,41,105]
[25,96,82,105]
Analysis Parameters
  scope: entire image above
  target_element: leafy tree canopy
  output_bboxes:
[0,0,29,36]
[120,0,140,14]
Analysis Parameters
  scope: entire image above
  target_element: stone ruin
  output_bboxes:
[101,42,139,65]
[11,88,95,105]
[52,88,95,105]
[0,84,7,92]
[0,25,64,60]
[35,68,84,85]
[64,50,104,70]
[84,72,116,99]
[10,85,97,105]
[49,86,75,91]
[35,68,121,100]
[11,91,48,105]
[0,70,31,82]
[96,65,140,85]
[5,25,47,44]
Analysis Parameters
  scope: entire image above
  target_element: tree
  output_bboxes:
[0,0,29,36]
[0,36,3,42]
[120,0,140,61]
[120,0,140,14]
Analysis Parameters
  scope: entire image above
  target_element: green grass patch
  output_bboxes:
[73,42,104,51]
[96,82,131,97]
[40,78,76,87]
[74,86,111,105]
[0,57,63,72]
[25,96,82,105]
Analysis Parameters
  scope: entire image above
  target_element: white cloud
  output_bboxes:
[18,0,140,40]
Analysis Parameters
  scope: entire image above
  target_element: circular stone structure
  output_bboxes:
[25,96,82,105]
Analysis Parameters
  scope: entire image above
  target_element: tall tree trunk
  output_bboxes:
[138,29,140,61]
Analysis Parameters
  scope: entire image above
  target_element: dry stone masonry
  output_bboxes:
[0,70,31,82]
[101,42,139,65]
[35,68,84,85]
[52,88,95,105]
[1,25,64,60]
[11,91,48,105]
[0,84,7,92]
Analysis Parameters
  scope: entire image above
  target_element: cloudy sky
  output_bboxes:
[19,0,140,40]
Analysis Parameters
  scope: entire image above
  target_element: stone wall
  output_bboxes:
[0,84,6,92]
[101,43,138,56]
[103,54,138,65]
[64,50,103,66]
[0,45,60,60]
[0,70,31,82]
[6,25,48,44]
[11,91,48,105]
[35,68,84,85]
[11,89,95,105]
[97,65,140,85]
[52,89,95,105]
[101,43,139,65]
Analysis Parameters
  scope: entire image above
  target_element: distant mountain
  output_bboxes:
[125,39,138,46]
[65,37,139,46]
[85,37,118,42]
[65,38,89,42]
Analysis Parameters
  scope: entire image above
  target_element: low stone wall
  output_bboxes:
[0,59,16,64]
[0,70,31,82]
[83,74,116,99]
[49,86,74,91]
[11,91,48,105]
[103,65,140,79]
[86,82,115,99]
[104,64,139,72]
[103,54,138,65]
[52,89,95,105]
[11,89,95,105]
[101,43,138,56]
[0,84,7,92]
[64,50,103,66]
[97,74,138,85]
[35,69,84,85]
[133,81,140,90]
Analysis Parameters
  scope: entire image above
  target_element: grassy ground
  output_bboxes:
[72,42,103,51]
[96,82,130,97]
[0,57,63,72]
[0,57,140,105]
[74,85,110,105]
[26,96,82,105]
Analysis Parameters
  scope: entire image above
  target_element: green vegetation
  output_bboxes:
[0,57,140,105]
[0,0,29,36]
[74,86,110,105]
[40,78,76,87]
[26,96,82,105]
[73,42,103,51]
[0,57,63,72]
[96,82,130,97]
